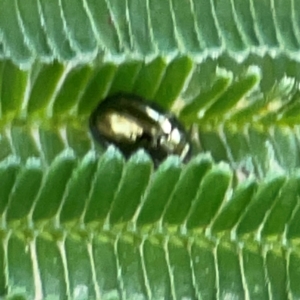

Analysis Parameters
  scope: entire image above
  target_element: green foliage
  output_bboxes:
[0,0,300,299]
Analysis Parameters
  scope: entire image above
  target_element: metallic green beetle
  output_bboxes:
[89,93,192,165]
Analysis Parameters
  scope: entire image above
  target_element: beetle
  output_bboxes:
[89,93,192,165]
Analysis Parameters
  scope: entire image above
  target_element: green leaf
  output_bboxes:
[1,0,300,299]
[6,158,43,221]
[32,149,77,221]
